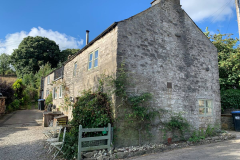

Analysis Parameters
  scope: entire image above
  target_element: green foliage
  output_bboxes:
[11,36,61,77]
[0,53,11,76]
[188,130,205,142]
[0,79,15,106]
[204,28,240,90]
[127,93,154,121]
[8,99,21,110]
[114,62,128,98]
[221,89,240,111]
[165,112,190,136]
[22,73,36,88]
[45,92,53,106]
[188,125,217,142]
[61,49,80,62]
[102,62,160,145]
[62,90,113,159]
[12,79,25,100]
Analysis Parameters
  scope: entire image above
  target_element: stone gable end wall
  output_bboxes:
[116,1,220,146]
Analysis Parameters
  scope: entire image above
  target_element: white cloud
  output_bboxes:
[181,0,235,22]
[0,27,83,55]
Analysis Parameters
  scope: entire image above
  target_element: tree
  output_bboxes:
[0,53,11,76]
[205,28,240,90]
[60,48,80,61]
[11,36,61,77]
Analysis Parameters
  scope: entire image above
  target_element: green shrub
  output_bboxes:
[221,89,240,111]
[62,90,113,160]
[188,125,218,142]
[9,99,21,110]
[12,79,25,101]
[45,92,53,106]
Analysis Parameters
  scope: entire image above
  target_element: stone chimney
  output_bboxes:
[86,30,90,45]
[151,0,180,6]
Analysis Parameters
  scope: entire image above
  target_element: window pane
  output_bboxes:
[88,62,92,69]
[94,59,98,67]
[206,100,212,108]
[199,108,205,115]
[89,54,93,61]
[95,50,98,58]
[206,107,212,115]
[199,100,204,107]
[59,86,62,97]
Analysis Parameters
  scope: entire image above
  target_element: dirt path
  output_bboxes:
[0,109,51,160]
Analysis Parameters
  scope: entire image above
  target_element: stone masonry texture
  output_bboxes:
[43,0,220,148]
[115,0,220,147]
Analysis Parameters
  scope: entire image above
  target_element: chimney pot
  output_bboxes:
[86,30,90,45]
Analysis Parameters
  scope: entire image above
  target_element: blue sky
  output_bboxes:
[0,0,238,54]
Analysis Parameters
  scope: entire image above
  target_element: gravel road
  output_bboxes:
[0,109,51,160]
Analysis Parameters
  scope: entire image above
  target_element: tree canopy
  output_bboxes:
[11,36,64,77]
[205,28,240,90]
[0,53,11,76]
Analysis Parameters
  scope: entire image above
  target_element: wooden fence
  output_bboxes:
[78,123,112,160]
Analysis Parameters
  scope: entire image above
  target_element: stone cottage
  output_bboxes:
[42,0,220,147]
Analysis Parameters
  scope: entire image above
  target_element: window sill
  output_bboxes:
[199,115,213,117]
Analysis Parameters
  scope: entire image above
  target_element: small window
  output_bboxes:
[59,86,62,98]
[94,50,98,68]
[167,82,172,89]
[88,53,93,70]
[199,100,212,116]
[47,75,50,84]
[53,87,57,99]
[73,62,77,76]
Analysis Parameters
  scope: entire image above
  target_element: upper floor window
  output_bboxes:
[73,62,77,76]
[88,50,98,70]
[47,75,50,84]
[94,50,98,68]
[59,86,62,98]
[53,87,57,99]
[199,100,212,116]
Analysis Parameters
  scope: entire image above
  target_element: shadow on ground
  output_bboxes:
[0,139,52,160]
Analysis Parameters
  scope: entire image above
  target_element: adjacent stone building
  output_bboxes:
[42,0,220,147]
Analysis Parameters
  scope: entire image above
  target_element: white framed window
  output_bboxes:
[88,50,99,70]
[59,86,62,98]
[73,62,77,77]
[88,53,93,70]
[53,87,57,99]
[94,50,98,68]
[47,75,50,84]
[199,100,213,116]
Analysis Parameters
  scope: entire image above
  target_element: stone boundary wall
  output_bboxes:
[221,114,234,130]
[81,132,236,160]
[0,97,6,115]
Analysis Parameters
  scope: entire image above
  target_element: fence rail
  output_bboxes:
[78,123,112,160]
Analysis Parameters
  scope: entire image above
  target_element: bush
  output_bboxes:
[221,89,240,111]
[62,90,113,160]
[12,79,25,100]
[9,99,21,110]
[24,87,38,102]
[45,92,53,106]
[0,79,14,105]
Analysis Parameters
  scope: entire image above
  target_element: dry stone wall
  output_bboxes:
[116,0,220,146]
